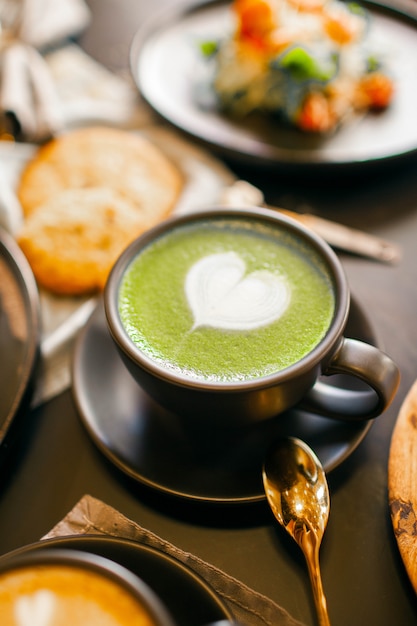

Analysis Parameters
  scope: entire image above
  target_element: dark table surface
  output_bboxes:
[1,1,417,625]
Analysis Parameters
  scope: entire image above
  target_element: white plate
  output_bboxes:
[131,0,417,170]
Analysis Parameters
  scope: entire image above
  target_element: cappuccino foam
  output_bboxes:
[0,564,156,626]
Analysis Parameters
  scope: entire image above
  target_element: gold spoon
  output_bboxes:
[262,436,331,626]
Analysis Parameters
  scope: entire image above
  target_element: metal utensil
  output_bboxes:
[262,436,331,626]
[221,180,401,264]
[277,208,400,264]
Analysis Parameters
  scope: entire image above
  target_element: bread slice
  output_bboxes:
[17,126,183,227]
[18,187,150,295]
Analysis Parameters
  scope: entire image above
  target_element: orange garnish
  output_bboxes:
[324,10,362,45]
[287,0,327,12]
[297,92,337,132]
[234,0,276,39]
[357,72,394,109]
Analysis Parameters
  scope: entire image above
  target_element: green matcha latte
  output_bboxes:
[118,217,335,383]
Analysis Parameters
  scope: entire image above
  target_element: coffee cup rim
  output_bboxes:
[104,206,349,391]
[0,548,176,626]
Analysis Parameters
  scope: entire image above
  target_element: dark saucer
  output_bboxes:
[72,297,376,504]
[0,535,231,626]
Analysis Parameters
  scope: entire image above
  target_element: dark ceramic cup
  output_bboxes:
[104,207,399,427]
[0,548,176,626]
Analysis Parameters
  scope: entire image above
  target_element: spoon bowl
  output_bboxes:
[262,436,331,626]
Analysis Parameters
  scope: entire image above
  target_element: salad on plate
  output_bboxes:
[200,0,394,132]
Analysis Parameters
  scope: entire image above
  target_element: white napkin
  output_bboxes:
[0,19,235,408]
[0,0,90,141]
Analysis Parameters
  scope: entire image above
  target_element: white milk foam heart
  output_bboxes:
[15,590,56,626]
[186,252,291,331]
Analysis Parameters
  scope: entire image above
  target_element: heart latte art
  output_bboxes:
[186,252,290,331]
[15,590,55,626]
[119,217,335,382]
[0,563,157,626]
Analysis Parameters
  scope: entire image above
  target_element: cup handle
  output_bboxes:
[300,338,400,421]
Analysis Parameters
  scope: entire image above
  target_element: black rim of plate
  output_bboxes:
[0,535,233,626]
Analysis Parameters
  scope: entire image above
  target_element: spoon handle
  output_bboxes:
[304,547,331,626]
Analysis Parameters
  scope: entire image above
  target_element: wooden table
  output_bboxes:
[0,1,416,624]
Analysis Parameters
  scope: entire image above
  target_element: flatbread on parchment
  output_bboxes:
[18,186,152,295]
[16,126,184,295]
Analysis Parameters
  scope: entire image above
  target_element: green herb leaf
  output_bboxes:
[348,2,367,17]
[200,40,219,57]
[366,54,381,72]
[274,46,338,83]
